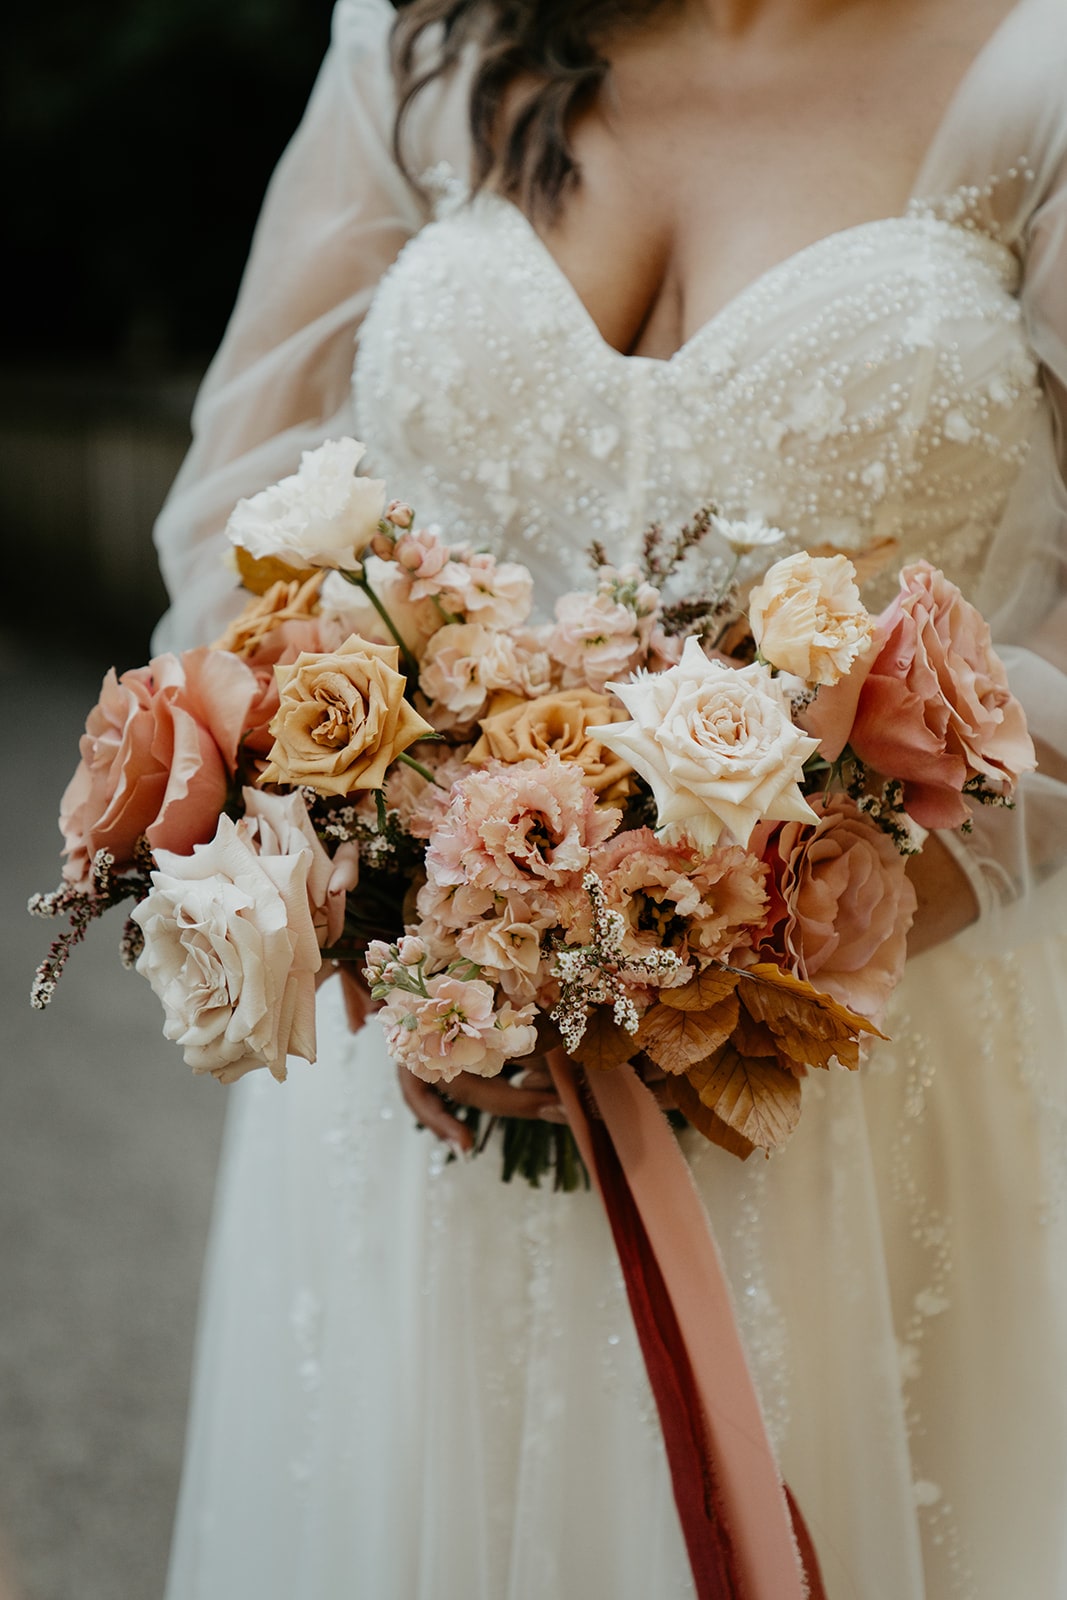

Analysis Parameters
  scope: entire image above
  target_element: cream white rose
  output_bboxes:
[749,551,873,685]
[239,788,359,951]
[590,637,819,850]
[226,438,386,571]
[132,815,321,1083]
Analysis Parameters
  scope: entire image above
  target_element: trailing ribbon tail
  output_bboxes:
[547,1051,824,1600]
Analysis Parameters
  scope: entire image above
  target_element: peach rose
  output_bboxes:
[60,648,258,888]
[590,637,819,851]
[754,794,916,1024]
[847,562,1036,828]
[259,634,435,796]
[131,814,321,1082]
[749,552,873,685]
[467,688,634,803]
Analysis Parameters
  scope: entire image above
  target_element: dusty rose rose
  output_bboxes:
[590,637,819,851]
[754,794,916,1024]
[749,552,873,685]
[847,562,1036,828]
[425,755,620,922]
[260,634,435,796]
[549,566,662,692]
[239,788,358,950]
[467,688,634,803]
[578,828,769,970]
[131,814,321,1082]
[380,976,538,1084]
[60,648,258,888]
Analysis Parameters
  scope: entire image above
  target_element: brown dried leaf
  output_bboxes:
[737,963,884,1073]
[236,545,319,597]
[659,965,741,1012]
[731,1006,779,1060]
[635,992,740,1075]
[569,1009,637,1072]
[686,1047,803,1157]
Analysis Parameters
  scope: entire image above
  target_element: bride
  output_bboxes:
[153,0,1067,1594]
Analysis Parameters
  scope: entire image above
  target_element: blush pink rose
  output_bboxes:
[60,649,258,888]
[754,794,916,1024]
[846,562,1036,828]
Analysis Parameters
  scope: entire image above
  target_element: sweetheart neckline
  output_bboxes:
[470,0,1034,366]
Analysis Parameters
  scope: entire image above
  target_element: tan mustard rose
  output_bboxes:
[467,689,635,804]
[214,573,324,660]
[259,634,434,795]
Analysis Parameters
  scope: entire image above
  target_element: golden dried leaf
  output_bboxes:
[659,966,741,1012]
[737,963,884,1073]
[805,535,900,588]
[635,992,741,1075]
[569,1010,637,1072]
[671,1073,759,1162]
[236,545,319,597]
[686,1047,803,1157]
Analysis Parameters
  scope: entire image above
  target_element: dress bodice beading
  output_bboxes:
[353,192,1041,608]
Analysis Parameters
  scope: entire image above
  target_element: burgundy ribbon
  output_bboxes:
[547,1051,825,1600]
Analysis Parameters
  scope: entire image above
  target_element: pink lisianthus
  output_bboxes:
[753,794,916,1025]
[549,565,663,691]
[846,562,1036,828]
[60,648,258,888]
[425,755,621,922]
[580,828,769,972]
[380,975,538,1084]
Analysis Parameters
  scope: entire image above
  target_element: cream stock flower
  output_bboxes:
[226,438,386,571]
[260,635,434,796]
[749,552,873,685]
[590,637,819,851]
[131,815,321,1083]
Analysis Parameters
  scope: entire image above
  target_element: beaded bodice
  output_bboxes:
[353,188,1041,609]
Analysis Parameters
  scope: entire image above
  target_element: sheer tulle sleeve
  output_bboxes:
[151,0,467,651]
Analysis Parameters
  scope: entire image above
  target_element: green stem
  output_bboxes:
[339,567,420,679]
[397,751,448,789]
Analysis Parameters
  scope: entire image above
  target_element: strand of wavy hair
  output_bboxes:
[391,0,667,218]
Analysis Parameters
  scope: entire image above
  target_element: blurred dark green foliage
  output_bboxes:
[3,0,360,368]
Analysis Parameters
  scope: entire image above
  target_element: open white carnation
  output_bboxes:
[590,637,819,851]
[749,551,873,685]
[226,437,386,571]
[132,814,321,1083]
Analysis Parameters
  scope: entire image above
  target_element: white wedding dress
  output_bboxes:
[155,1,1067,1595]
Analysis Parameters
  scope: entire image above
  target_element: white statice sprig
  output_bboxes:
[550,873,682,1054]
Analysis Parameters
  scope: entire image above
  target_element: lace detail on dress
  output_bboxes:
[354,196,1041,614]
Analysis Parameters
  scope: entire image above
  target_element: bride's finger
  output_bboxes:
[396,1067,472,1153]
[443,1072,567,1122]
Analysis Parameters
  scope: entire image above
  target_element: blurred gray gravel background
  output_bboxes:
[0,631,226,1600]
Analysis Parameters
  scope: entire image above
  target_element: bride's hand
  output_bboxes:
[397,1058,568,1154]
[905,834,980,957]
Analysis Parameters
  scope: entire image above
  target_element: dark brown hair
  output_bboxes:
[391,0,669,217]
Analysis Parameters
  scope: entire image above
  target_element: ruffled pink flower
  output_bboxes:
[582,828,769,971]
[60,649,258,888]
[753,794,916,1024]
[380,976,538,1083]
[847,562,1036,828]
[425,755,621,921]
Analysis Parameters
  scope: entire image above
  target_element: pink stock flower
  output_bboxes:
[380,976,537,1084]
[549,566,662,692]
[425,755,621,921]
[60,648,258,888]
[409,546,534,630]
[753,794,916,1025]
[419,624,551,728]
[846,562,1036,828]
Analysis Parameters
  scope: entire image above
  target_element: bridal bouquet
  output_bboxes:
[31,438,1035,1183]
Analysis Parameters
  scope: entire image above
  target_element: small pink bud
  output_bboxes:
[386,500,415,530]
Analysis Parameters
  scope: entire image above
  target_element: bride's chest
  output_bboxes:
[352,196,1040,599]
